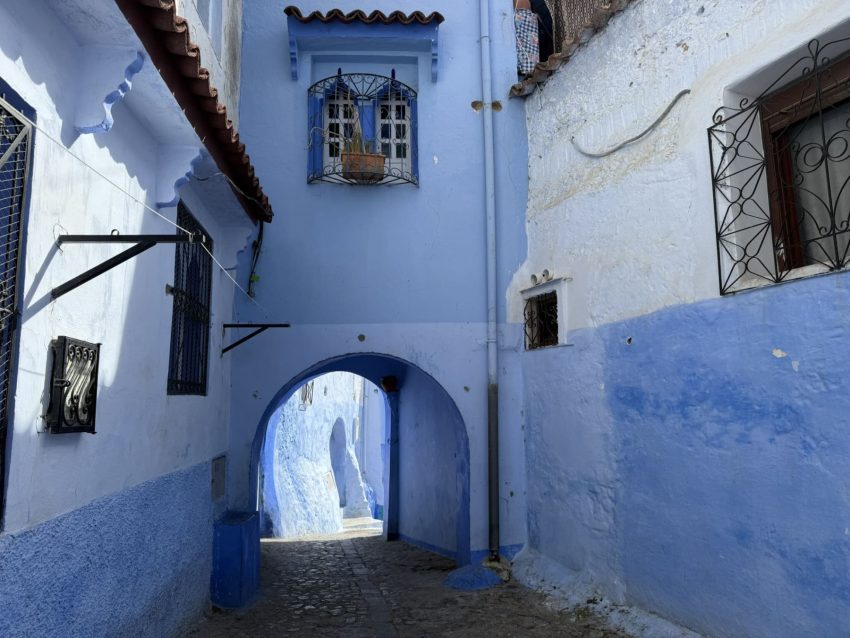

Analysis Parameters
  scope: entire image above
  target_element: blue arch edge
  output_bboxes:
[247,351,471,564]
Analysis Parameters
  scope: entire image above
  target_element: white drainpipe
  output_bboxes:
[479,0,500,560]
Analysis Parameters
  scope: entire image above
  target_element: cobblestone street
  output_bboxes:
[189,520,624,637]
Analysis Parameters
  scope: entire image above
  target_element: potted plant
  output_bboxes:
[341,109,385,184]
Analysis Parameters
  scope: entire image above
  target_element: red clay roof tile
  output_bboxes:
[284,6,444,26]
[116,0,273,223]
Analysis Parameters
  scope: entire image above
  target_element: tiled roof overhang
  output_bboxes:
[510,0,632,98]
[284,6,444,26]
[115,0,273,223]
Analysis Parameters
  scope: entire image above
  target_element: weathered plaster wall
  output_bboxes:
[512,0,849,329]
[261,372,372,538]
[233,0,530,559]
[518,1,850,636]
[181,0,243,127]
[0,461,213,637]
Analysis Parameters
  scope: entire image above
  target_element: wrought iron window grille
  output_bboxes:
[45,337,100,434]
[308,71,418,186]
[709,37,850,294]
[0,90,32,519]
[524,290,559,350]
[167,203,212,395]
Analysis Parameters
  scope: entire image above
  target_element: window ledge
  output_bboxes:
[726,263,835,295]
[520,276,571,299]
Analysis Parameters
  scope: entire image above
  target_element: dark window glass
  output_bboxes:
[524,291,558,350]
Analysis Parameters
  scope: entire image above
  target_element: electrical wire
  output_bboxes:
[570,88,691,158]
[16,112,193,234]
[16,111,270,316]
[247,220,263,298]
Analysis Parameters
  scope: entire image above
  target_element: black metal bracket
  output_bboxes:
[222,323,290,355]
[51,233,204,300]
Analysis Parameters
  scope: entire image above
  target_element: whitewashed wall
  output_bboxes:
[514,2,850,636]
[0,0,251,534]
[181,0,243,128]
[511,0,850,331]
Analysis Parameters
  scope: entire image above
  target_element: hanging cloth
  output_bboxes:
[515,8,540,75]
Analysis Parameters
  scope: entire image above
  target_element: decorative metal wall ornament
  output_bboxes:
[307,72,418,186]
[45,337,100,434]
[524,291,558,350]
[708,37,850,294]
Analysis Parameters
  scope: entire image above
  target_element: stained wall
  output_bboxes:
[517,1,850,635]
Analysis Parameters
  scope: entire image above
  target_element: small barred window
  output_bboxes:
[524,291,558,350]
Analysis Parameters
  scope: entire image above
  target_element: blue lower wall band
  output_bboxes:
[0,462,214,637]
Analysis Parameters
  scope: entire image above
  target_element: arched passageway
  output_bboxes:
[249,353,471,564]
[259,372,381,539]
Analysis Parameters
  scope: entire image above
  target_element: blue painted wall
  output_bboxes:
[0,462,213,637]
[524,271,850,637]
[238,0,528,326]
[246,353,471,563]
[397,363,470,563]
[232,0,530,558]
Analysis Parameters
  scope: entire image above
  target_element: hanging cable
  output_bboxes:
[16,111,270,316]
[16,112,192,234]
[247,220,263,297]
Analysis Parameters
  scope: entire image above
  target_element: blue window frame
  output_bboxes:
[308,72,419,186]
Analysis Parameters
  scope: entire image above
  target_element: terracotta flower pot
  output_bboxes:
[341,152,386,184]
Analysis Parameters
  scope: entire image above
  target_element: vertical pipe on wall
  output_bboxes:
[479,0,500,560]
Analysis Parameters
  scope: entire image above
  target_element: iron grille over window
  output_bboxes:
[709,38,850,294]
[308,72,418,186]
[167,203,212,395]
[0,92,31,521]
[524,291,558,350]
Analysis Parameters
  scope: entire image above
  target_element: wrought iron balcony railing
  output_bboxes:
[308,72,418,186]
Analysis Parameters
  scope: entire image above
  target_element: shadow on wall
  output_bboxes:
[251,353,471,564]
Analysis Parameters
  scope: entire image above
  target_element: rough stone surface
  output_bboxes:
[262,372,373,539]
[0,462,213,638]
[188,520,624,637]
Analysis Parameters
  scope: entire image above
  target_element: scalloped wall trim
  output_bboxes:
[76,51,145,134]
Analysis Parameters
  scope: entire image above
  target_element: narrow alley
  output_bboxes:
[189,520,624,637]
